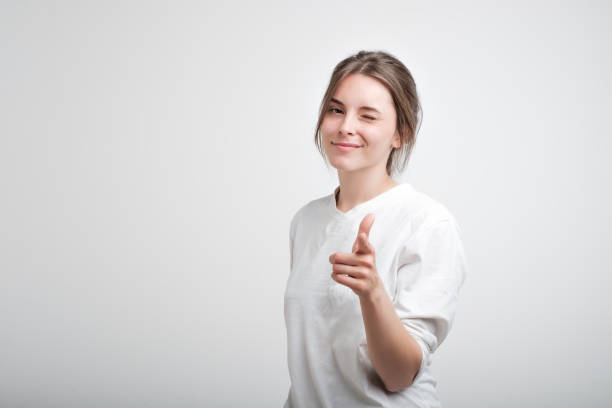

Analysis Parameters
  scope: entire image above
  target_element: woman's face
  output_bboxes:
[321,73,400,174]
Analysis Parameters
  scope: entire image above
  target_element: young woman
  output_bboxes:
[283,50,468,407]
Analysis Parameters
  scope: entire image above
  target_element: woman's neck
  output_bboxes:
[335,176,399,211]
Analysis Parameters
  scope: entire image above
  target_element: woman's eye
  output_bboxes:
[327,108,374,121]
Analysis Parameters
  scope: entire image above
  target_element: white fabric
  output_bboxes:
[283,182,468,407]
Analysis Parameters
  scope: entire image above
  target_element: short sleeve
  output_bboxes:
[393,217,468,356]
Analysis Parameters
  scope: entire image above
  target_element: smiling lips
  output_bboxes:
[333,142,361,153]
[332,141,362,147]
[332,142,362,154]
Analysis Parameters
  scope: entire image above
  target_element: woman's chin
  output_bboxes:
[328,160,361,172]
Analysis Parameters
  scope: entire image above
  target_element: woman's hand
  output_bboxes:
[329,213,382,299]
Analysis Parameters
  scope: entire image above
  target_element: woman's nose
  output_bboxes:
[340,112,356,135]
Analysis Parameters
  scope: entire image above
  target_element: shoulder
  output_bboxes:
[395,187,468,273]
[396,184,460,232]
[289,192,332,236]
[402,184,454,223]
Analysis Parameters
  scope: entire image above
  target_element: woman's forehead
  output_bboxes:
[333,74,393,109]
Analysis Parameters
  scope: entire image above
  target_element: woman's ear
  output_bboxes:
[391,129,402,149]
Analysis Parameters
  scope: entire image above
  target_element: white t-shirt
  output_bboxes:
[283,182,468,408]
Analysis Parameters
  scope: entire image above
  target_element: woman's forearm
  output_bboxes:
[359,285,422,393]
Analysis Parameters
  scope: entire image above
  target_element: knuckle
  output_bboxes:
[362,258,374,269]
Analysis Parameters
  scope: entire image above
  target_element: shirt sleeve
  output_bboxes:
[393,217,468,357]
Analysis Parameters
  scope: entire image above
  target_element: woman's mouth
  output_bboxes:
[332,142,362,152]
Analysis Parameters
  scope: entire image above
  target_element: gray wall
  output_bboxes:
[1,1,610,406]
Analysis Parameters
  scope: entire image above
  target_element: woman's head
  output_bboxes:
[314,50,422,177]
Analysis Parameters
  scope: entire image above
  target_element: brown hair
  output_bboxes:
[314,50,423,176]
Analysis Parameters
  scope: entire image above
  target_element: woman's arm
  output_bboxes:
[332,213,467,393]
[359,284,422,393]
[328,213,423,393]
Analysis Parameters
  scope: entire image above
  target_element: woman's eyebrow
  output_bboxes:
[330,98,381,114]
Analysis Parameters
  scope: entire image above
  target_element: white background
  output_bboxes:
[1,1,610,407]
